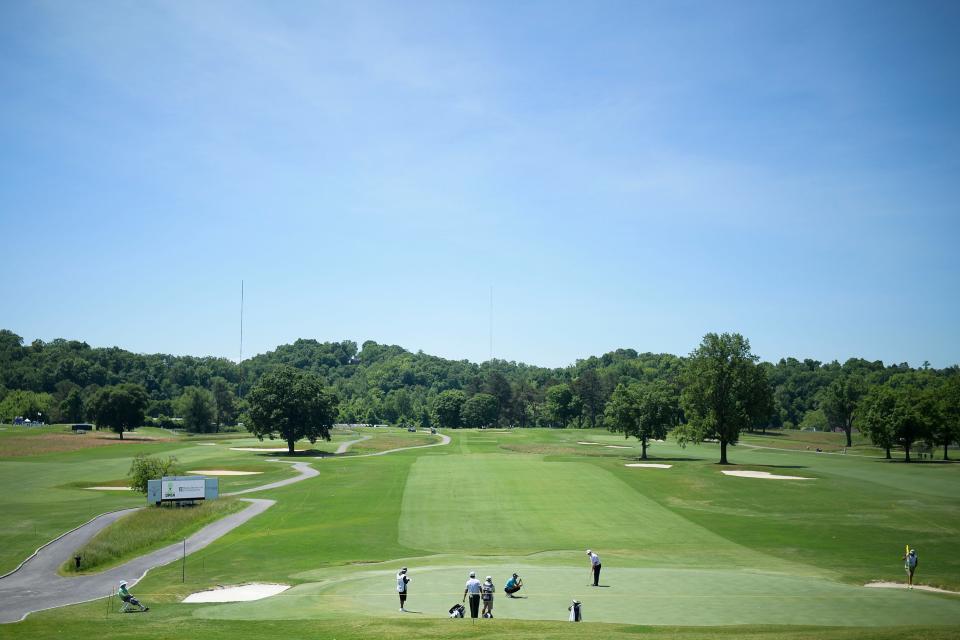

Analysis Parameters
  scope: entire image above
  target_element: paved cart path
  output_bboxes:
[0,498,273,624]
[0,431,451,623]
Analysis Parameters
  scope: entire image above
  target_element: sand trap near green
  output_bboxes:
[193,564,960,626]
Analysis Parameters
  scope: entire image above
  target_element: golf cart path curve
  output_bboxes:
[0,498,274,624]
[341,432,451,458]
[0,430,451,623]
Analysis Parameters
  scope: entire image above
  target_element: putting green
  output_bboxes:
[193,562,960,626]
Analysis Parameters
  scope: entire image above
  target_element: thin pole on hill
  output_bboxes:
[182,538,186,582]
[239,279,244,399]
[489,285,493,361]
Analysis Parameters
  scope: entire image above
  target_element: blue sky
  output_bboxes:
[1,0,958,368]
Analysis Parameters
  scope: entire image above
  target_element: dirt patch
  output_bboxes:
[188,470,263,476]
[0,433,172,458]
[182,583,290,603]
[721,470,814,480]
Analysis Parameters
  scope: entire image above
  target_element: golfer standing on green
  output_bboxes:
[586,549,601,586]
[463,571,482,618]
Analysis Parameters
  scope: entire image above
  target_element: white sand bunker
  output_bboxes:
[195,443,217,446]
[606,445,632,449]
[578,441,600,445]
[722,470,814,480]
[865,581,959,595]
[86,486,132,491]
[230,447,305,452]
[625,463,673,469]
[188,470,263,476]
[183,583,290,603]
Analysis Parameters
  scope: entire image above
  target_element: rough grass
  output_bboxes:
[62,498,246,574]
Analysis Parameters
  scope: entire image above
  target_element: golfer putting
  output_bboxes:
[586,549,601,586]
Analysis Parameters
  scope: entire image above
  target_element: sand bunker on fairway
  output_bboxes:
[577,441,600,445]
[864,581,959,595]
[85,486,132,490]
[195,443,217,446]
[625,463,672,469]
[722,470,814,480]
[188,470,263,476]
[183,583,290,603]
[230,447,305,452]
[606,445,632,449]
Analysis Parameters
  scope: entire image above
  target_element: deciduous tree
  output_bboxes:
[604,380,680,459]
[87,383,148,439]
[679,333,772,464]
[246,367,338,455]
[462,393,498,428]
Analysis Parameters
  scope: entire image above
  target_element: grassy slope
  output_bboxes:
[2,427,958,638]
[62,498,246,574]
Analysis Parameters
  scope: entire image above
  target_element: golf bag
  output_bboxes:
[483,611,493,618]
[449,603,465,618]
[568,600,582,622]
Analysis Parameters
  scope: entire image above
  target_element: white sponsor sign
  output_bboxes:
[162,477,205,501]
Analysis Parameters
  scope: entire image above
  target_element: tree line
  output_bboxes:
[0,329,957,462]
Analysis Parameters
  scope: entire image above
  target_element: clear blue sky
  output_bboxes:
[1,1,958,368]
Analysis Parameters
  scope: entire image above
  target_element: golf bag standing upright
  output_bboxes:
[449,603,465,618]
[568,599,582,622]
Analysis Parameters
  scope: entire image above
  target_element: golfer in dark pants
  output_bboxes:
[587,549,601,586]
[463,571,482,618]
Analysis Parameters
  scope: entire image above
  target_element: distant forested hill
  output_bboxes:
[0,328,955,432]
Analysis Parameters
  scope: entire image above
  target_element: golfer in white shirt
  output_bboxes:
[586,549,601,586]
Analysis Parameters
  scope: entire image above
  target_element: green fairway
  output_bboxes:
[2,427,959,639]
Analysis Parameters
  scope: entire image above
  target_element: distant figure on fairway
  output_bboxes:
[481,576,495,617]
[505,572,523,597]
[396,567,410,611]
[903,548,919,589]
[117,581,148,612]
[463,571,482,618]
[586,549,602,586]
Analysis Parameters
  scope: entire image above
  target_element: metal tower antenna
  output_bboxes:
[239,280,244,398]
[489,285,493,361]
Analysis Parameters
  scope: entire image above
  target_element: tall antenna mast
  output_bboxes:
[239,280,244,398]
[489,285,493,361]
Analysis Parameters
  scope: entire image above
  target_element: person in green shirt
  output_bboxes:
[118,581,149,612]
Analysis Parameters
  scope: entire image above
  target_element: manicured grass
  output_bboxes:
[2,426,959,638]
[346,428,440,454]
[62,498,246,574]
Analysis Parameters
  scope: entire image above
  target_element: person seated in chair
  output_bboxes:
[118,581,149,612]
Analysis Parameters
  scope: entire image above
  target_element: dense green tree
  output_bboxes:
[210,377,238,428]
[820,375,866,447]
[934,376,960,460]
[544,383,576,428]
[858,386,897,458]
[246,367,338,454]
[432,390,466,428]
[604,380,680,459]
[128,454,181,494]
[87,383,149,439]
[572,369,604,427]
[59,388,86,423]
[859,380,936,462]
[179,386,216,433]
[0,389,54,423]
[679,333,772,465]
[462,393,498,428]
